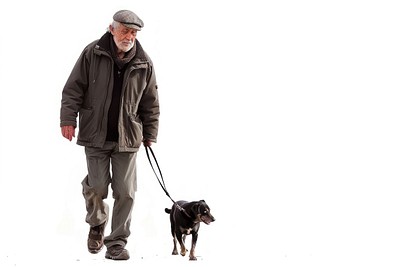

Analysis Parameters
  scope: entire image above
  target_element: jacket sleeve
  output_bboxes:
[60,47,90,127]
[138,63,160,142]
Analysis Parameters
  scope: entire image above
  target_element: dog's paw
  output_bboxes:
[189,255,197,261]
[180,247,187,257]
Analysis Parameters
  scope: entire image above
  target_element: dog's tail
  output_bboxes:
[165,208,171,214]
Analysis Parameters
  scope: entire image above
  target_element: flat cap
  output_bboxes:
[113,10,144,31]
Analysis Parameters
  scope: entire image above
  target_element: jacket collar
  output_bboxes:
[95,32,148,63]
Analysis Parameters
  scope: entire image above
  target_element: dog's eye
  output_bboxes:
[203,211,207,214]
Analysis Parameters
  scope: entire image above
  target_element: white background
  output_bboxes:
[0,0,399,266]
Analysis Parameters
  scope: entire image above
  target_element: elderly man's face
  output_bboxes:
[110,23,137,53]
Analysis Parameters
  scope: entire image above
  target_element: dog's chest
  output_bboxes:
[179,222,200,235]
[179,226,194,235]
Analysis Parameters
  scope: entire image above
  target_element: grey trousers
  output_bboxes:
[82,142,137,248]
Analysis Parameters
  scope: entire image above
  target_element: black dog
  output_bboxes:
[165,200,215,260]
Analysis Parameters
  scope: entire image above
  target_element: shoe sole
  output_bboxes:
[88,247,103,254]
[87,239,104,254]
[105,251,130,260]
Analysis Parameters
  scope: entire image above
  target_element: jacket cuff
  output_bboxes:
[60,121,77,127]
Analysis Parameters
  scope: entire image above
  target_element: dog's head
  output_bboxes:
[192,200,215,225]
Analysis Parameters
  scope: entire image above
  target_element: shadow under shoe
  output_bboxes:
[87,220,107,254]
[105,245,130,260]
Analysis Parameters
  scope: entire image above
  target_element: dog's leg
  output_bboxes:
[170,215,179,255]
[189,232,198,260]
[182,234,189,255]
[172,235,178,255]
[175,232,187,257]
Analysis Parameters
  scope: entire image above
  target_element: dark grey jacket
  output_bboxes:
[60,32,160,152]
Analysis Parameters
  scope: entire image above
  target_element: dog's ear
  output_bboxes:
[191,203,201,214]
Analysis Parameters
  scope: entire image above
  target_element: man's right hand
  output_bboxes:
[61,125,75,141]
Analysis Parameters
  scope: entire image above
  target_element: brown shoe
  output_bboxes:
[105,245,130,260]
[87,221,107,254]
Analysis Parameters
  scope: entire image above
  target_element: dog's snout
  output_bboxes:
[210,214,215,222]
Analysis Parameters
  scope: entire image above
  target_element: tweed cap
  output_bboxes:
[113,10,144,30]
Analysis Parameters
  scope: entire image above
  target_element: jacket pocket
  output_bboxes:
[78,107,95,142]
[122,114,143,148]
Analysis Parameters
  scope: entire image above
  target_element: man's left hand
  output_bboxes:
[143,140,152,147]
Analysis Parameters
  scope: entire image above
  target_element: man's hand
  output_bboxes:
[61,125,75,141]
[143,139,152,147]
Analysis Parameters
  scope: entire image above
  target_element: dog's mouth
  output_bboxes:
[200,215,215,225]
